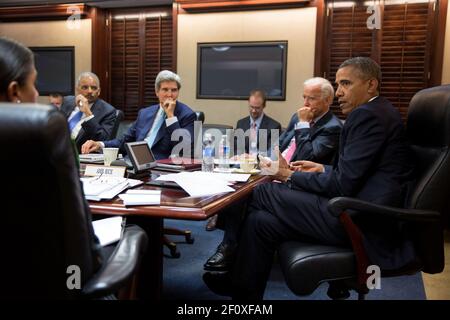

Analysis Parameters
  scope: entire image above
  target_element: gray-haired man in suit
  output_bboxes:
[61,72,116,152]
[204,78,343,272]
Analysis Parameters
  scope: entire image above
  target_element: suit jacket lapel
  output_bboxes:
[152,102,176,147]
[310,110,332,137]
[63,98,76,118]
[141,106,159,140]
[242,116,251,131]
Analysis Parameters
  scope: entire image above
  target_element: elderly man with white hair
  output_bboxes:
[82,70,195,160]
[203,77,343,273]
[279,77,343,164]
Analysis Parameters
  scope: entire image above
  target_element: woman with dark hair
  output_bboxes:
[0,36,38,103]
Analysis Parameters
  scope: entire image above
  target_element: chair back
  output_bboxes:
[110,109,125,139]
[405,85,450,273]
[195,111,205,123]
[0,104,101,298]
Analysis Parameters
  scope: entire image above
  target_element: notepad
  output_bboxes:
[118,189,161,206]
[81,177,143,201]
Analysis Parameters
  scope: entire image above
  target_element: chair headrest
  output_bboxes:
[407,85,450,148]
[0,103,66,143]
[195,111,205,123]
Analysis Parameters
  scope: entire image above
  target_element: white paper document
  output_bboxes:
[92,216,123,246]
[81,177,143,201]
[119,189,161,206]
[156,172,239,197]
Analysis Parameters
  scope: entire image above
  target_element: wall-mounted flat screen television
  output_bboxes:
[30,46,75,96]
[197,41,288,100]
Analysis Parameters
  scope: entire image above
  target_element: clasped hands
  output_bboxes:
[76,94,92,117]
[162,98,176,118]
[259,147,325,182]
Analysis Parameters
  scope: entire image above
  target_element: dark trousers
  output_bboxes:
[216,198,247,247]
[230,182,349,300]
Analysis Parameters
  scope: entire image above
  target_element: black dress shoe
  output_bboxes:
[204,242,235,271]
[203,272,232,297]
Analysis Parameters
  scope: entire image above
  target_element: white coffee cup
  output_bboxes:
[103,147,119,166]
[240,158,257,172]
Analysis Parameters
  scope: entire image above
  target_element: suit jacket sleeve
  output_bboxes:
[290,108,386,198]
[294,124,341,162]
[81,101,116,141]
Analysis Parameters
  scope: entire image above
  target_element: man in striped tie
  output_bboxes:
[60,72,117,152]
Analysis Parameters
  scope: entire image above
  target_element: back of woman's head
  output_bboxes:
[0,37,34,96]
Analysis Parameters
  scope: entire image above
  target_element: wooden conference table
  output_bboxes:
[88,173,270,300]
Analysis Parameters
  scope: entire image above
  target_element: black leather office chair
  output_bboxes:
[195,111,205,123]
[278,85,449,300]
[0,104,148,299]
[116,119,134,140]
[110,109,125,139]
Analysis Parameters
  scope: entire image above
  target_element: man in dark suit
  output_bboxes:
[204,57,415,300]
[203,78,343,272]
[278,77,343,164]
[61,72,117,152]
[82,70,195,160]
[234,89,281,156]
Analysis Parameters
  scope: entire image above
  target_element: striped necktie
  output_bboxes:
[145,109,166,148]
[68,111,83,132]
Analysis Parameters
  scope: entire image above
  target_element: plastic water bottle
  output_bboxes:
[218,134,230,169]
[202,133,214,172]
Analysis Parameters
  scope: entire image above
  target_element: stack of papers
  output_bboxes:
[92,216,124,246]
[81,177,143,201]
[119,189,161,206]
[155,171,250,197]
[79,153,104,163]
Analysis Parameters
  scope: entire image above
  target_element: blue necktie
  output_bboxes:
[68,111,83,132]
[146,109,166,148]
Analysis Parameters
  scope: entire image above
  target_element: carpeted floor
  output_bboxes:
[162,219,426,300]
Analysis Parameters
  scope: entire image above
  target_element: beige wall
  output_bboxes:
[0,19,92,104]
[441,3,450,84]
[177,8,317,127]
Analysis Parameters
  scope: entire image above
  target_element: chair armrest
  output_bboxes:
[327,197,440,222]
[82,225,148,298]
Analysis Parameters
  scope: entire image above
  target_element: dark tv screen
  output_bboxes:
[197,42,287,100]
[30,47,75,96]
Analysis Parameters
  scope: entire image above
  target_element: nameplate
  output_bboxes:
[84,165,126,177]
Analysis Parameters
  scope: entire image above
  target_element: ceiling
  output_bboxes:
[0,0,173,8]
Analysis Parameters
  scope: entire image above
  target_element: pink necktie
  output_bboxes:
[249,122,257,154]
[250,122,257,141]
[284,138,296,162]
